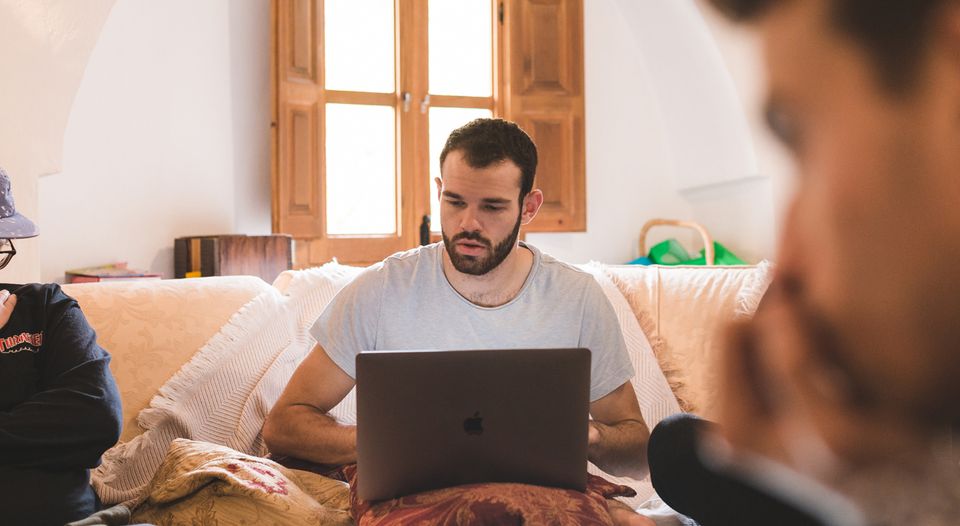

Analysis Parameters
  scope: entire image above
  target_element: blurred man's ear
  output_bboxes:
[935,3,960,168]
[940,3,960,102]
[948,2,960,52]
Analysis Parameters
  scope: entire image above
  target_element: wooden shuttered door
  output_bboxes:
[271,0,586,266]
[501,0,586,232]
[273,0,322,240]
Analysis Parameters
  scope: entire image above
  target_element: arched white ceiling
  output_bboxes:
[613,0,758,190]
[0,0,115,282]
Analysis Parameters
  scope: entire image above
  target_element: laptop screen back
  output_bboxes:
[356,348,591,501]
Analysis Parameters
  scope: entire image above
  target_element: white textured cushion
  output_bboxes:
[63,276,273,442]
[604,262,773,417]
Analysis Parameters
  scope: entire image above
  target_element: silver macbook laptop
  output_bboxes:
[355,348,591,501]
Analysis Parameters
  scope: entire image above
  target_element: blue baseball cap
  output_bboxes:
[0,167,38,239]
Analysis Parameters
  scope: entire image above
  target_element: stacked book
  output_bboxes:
[65,263,162,284]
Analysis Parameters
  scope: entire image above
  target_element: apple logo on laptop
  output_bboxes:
[463,411,483,435]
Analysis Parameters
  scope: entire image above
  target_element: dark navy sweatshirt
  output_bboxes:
[0,283,123,525]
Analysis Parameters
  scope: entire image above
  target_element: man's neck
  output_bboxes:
[441,243,534,308]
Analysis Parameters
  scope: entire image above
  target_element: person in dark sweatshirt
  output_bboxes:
[0,167,123,525]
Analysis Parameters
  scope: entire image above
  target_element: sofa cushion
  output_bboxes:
[63,276,273,442]
[604,262,773,417]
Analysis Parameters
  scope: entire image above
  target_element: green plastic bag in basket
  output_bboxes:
[648,239,746,266]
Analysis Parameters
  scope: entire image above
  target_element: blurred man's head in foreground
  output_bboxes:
[710,0,960,460]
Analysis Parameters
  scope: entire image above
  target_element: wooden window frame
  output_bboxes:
[271,0,585,267]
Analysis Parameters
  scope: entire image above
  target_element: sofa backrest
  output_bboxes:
[61,262,772,443]
[63,276,273,442]
[605,263,773,416]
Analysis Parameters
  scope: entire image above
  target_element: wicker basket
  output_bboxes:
[638,219,715,265]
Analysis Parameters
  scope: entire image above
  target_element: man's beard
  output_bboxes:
[442,213,522,276]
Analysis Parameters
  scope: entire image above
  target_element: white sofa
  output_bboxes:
[62,261,772,521]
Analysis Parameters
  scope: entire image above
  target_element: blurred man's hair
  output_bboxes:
[708,0,946,94]
[440,118,538,202]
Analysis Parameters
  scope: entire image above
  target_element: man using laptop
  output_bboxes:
[264,118,649,503]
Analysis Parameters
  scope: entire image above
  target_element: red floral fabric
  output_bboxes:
[336,464,635,526]
[273,456,636,525]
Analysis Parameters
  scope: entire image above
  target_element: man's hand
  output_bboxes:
[0,289,17,328]
[715,315,790,464]
[587,382,650,479]
[588,421,600,447]
[717,278,836,470]
[608,499,656,526]
[715,277,879,476]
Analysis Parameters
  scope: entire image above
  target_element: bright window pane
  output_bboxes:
[429,0,492,96]
[326,104,397,235]
[429,107,494,232]
[324,0,395,92]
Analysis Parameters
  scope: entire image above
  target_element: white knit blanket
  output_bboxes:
[92,263,363,505]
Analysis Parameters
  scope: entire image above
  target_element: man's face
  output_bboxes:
[760,0,960,430]
[437,150,530,276]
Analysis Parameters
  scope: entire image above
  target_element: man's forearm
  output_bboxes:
[0,399,121,469]
[263,404,357,465]
[0,361,122,469]
[589,419,650,479]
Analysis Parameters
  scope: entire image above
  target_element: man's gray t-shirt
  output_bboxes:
[309,242,634,402]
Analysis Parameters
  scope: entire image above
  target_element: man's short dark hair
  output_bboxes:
[439,118,538,201]
[708,0,945,94]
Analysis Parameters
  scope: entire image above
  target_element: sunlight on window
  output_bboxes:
[429,107,495,233]
[428,0,492,97]
[325,104,397,235]
[324,0,395,93]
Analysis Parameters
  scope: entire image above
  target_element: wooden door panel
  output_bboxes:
[278,102,323,236]
[287,0,318,82]
[517,112,584,230]
[517,0,578,95]
[503,0,585,232]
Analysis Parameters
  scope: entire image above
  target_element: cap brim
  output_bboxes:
[0,213,38,238]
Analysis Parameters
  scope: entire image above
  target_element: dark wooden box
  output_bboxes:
[174,235,293,283]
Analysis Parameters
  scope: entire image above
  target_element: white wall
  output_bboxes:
[0,0,115,283]
[35,0,779,278]
[38,0,270,282]
[527,0,694,264]
[530,0,778,264]
[695,0,795,243]
[229,0,273,237]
